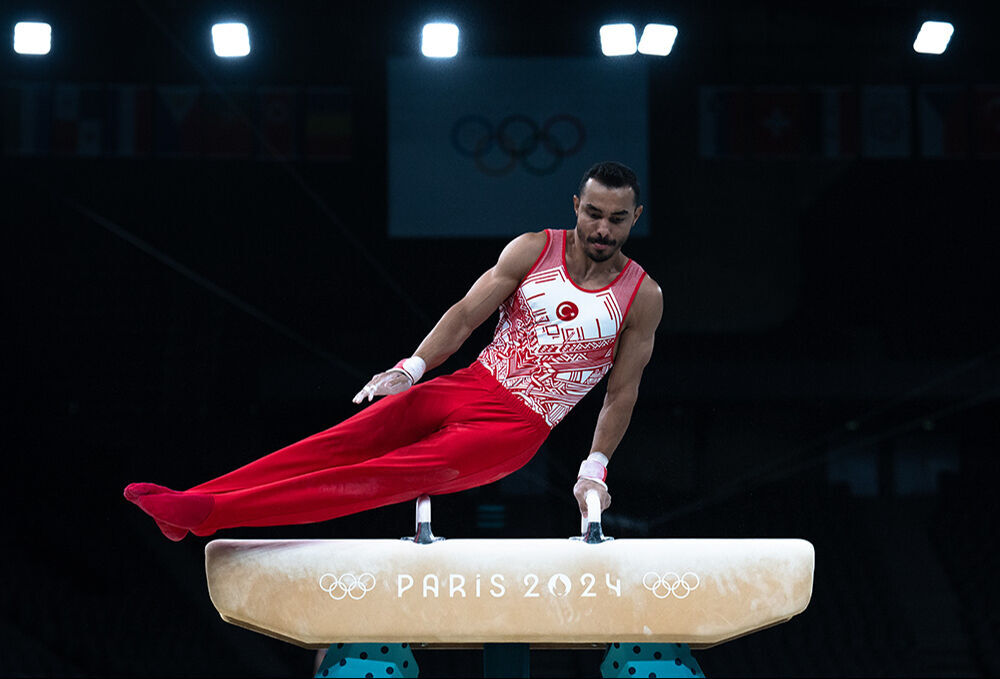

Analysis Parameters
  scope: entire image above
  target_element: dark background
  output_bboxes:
[3,1,999,676]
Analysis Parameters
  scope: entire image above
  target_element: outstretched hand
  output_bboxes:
[352,369,413,404]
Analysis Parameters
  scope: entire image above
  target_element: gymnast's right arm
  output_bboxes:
[353,231,546,403]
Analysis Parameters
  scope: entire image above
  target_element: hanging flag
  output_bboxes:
[750,88,802,158]
[257,87,298,160]
[973,85,1000,158]
[804,86,859,158]
[202,88,253,158]
[918,86,969,158]
[108,84,153,157]
[699,86,747,158]
[154,85,202,156]
[50,84,80,155]
[51,84,107,156]
[303,87,350,160]
[861,86,912,158]
[2,82,51,156]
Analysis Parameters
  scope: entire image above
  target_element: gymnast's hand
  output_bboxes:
[352,369,413,404]
[573,478,611,519]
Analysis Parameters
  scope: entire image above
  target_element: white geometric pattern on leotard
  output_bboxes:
[478,230,645,428]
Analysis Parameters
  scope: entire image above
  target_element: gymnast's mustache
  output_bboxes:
[588,236,616,246]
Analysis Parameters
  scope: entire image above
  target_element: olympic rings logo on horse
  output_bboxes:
[450,114,586,176]
[642,571,701,599]
[319,572,377,600]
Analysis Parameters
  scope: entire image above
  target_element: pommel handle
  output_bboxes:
[415,494,432,525]
[403,494,444,544]
[585,489,601,525]
[573,488,613,544]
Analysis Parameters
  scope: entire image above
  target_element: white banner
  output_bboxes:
[388,58,649,238]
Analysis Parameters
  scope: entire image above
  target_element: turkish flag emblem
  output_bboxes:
[556,301,579,321]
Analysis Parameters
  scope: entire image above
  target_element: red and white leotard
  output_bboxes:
[477,229,647,428]
[131,229,647,537]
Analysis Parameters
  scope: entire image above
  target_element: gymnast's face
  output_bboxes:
[572,179,643,263]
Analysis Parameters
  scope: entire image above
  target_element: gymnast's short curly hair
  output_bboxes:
[578,161,641,205]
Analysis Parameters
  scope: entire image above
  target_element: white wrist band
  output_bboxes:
[587,452,610,466]
[393,356,426,384]
[578,451,608,484]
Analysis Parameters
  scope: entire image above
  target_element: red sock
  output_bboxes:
[135,491,214,529]
[154,519,189,542]
[124,482,174,501]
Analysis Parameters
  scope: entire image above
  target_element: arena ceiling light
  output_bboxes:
[637,24,678,56]
[421,22,459,58]
[913,21,954,54]
[599,23,637,56]
[13,21,51,55]
[211,22,251,57]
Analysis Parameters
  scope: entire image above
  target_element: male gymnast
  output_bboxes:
[124,161,662,541]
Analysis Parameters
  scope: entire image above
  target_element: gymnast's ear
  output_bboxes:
[631,203,644,225]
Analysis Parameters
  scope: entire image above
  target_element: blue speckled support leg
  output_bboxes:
[315,643,418,678]
[601,643,705,678]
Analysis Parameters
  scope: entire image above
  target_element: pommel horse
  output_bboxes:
[205,491,814,677]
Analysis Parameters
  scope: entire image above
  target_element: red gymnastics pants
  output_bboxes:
[126,361,550,537]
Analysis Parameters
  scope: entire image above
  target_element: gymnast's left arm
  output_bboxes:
[574,277,663,517]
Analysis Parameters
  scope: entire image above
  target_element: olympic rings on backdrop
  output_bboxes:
[450,114,587,176]
[319,572,376,600]
[642,571,701,599]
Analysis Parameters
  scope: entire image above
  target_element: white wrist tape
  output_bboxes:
[392,356,426,384]
[578,451,608,484]
[587,452,610,466]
